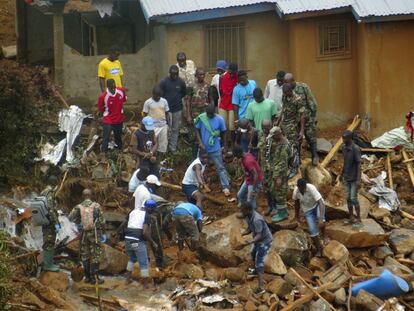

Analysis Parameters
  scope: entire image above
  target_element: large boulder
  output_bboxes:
[323,240,349,265]
[175,262,204,279]
[200,214,251,267]
[325,188,370,220]
[264,250,287,275]
[273,230,310,266]
[389,228,414,255]
[304,164,332,195]
[39,271,69,292]
[326,219,387,248]
[100,244,128,274]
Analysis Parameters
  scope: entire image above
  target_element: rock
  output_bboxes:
[334,288,347,305]
[384,256,413,274]
[1,45,17,59]
[273,230,310,266]
[284,270,302,287]
[205,268,220,281]
[317,138,333,154]
[200,214,251,267]
[265,276,293,297]
[401,218,414,230]
[310,298,330,311]
[161,278,177,291]
[20,290,46,309]
[245,300,257,311]
[374,245,394,260]
[369,207,391,221]
[325,219,387,248]
[325,194,370,219]
[230,226,248,250]
[304,164,332,193]
[100,244,128,274]
[236,284,253,302]
[176,262,204,279]
[39,271,69,292]
[355,289,383,311]
[323,240,349,264]
[264,250,287,275]
[103,211,126,230]
[309,257,330,272]
[258,305,268,311]
[389,228,414,255]
[224,267,246,283]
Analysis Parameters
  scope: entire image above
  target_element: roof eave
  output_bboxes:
[357,14,414,23]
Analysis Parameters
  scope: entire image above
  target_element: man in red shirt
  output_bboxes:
[219,62,238,148]
[98,78,127,154]
[233,144,264,211]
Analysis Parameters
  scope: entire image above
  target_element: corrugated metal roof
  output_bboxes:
[276,0,414,19]
[140,0,277,19]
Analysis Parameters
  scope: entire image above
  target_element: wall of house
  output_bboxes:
[287,14,359,127]
[62,42,159,111]
[161,12,289,87]
[357,20,414,136]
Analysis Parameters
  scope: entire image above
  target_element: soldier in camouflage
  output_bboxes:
[265,126,290,223]
[257,120,273,216]
[276,83,304,175]
[69,189,106,284]
[285,73,319,166]
[41,175,61,272]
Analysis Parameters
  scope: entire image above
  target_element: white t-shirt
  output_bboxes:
[264,79,283,113]
[133,184,151,210]
[292,184,323,213]
[182,158,206,186]
[143,97,169,127]
[211,73,221,102]
[128,169,146,193]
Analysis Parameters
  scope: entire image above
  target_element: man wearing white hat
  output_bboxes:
[133,174,161,211]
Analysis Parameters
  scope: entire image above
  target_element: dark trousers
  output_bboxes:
[101,123,123,153]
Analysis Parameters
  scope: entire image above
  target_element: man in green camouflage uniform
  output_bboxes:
[285,73,318,166]
[186,68,214,158]
[41,176,61,272]
[258,120,273,216]
[265,126,290,223]
[277,83,304,175]
[69,189,106,284]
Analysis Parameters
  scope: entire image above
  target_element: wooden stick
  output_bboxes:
[387,153,394,189]
[55,90,70,108]
[6,303,39,310]
[321,115,361,168]
[280,282,334,311]
[403,157,414,163]
[402,150,414,189]
[401,211,414,222]
[56,169,69,196]
[347,280,352,311]
[360,148,393,153]
[289,268,337,311]
[79,294,120,306]
[10,251,39,261]
[160,181,226,205]
[397,258,414,266]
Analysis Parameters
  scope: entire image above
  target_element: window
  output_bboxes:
[204,22,246,70]
[317,20,351,59]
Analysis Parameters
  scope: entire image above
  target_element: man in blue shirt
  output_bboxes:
[195,104,231,196]
[232,71,257,122]
[172,202,203,255]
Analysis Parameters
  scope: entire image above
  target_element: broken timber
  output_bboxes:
[280,282,334,311]
[321,115,361,168]
[387,153,394,189]
[402,150,414,189]
[160,181,226,205]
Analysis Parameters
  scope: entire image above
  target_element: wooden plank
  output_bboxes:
[361,148,393,153]
[321,115,361,168]
[386,153,394,189]
[402,150,414,189]
[403,157,414,163]
[280,282,334,311]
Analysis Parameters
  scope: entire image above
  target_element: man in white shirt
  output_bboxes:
[264,70,285,115]
[128,167,150,193]
[133,175,161,210]
[293,178,326,256]
[182,149,210,208]
[210,60,227,110]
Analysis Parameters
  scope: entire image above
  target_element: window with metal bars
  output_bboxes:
[204,22,246,70]
[317,20,351,59]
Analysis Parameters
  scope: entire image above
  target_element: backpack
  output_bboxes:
[28,194,51,226]
[80,202,100,230]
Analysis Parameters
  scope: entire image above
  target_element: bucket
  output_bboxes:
[352,269,409,299]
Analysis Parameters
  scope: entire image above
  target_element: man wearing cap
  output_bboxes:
[98,78,127,155]
[131,116,159,177]
[285,73,319,166]
[264,70,285,115]
[159,65,187,152]
[341,130,362,228]
[266,126,290,223]
[211,60,227,110]
[219,62,238,147]
[172,202,203,257]
[133,174,161,211]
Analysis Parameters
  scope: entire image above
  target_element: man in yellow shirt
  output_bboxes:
[98,46,124,92]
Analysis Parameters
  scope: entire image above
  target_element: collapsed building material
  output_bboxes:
[402,150,414,189]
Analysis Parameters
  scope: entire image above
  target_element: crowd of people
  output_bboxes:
[38,46,363,295]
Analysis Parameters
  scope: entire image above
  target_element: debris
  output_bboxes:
[322,240,349,265]
[325,219,387,248]
[387,153,394,189]
[334,288,347,305]
[310,298,331,311]
[304,162,332,192]
[389,228,414,255]
[368,171,400,211]
[223,267,246,283]
[273,230,310,266]
[320,264,351,291]
[317,138,333,154]
[1,45,17,58]
[372,126,414,150]
[264,250,287,275]
[374,246,394,260]
[161,181,226,205]
[384,256,413,275]
[39,271,69,292]
[265,276,293,297]
[175,263,205,279]
[402,150,414,189]
[29,279,77,311]
[355,289,384,311]
[309,256,330,272]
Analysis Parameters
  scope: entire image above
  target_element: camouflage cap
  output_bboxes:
[269,126,282,137]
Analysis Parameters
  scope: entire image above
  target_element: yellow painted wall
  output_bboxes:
[163,12,289,88]
[357,21,414,136]
[288,14,359,127]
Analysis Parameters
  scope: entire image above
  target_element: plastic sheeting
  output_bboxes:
[35,139,66,165]
[92,0,114,17]
[368,171,400,212]
[56,215,79,245]
[372,126,414,150]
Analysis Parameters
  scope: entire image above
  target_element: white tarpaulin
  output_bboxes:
[371,126,414,150]
[92,0,114,18]
[368,171,400,212]
[35,139,66,165]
